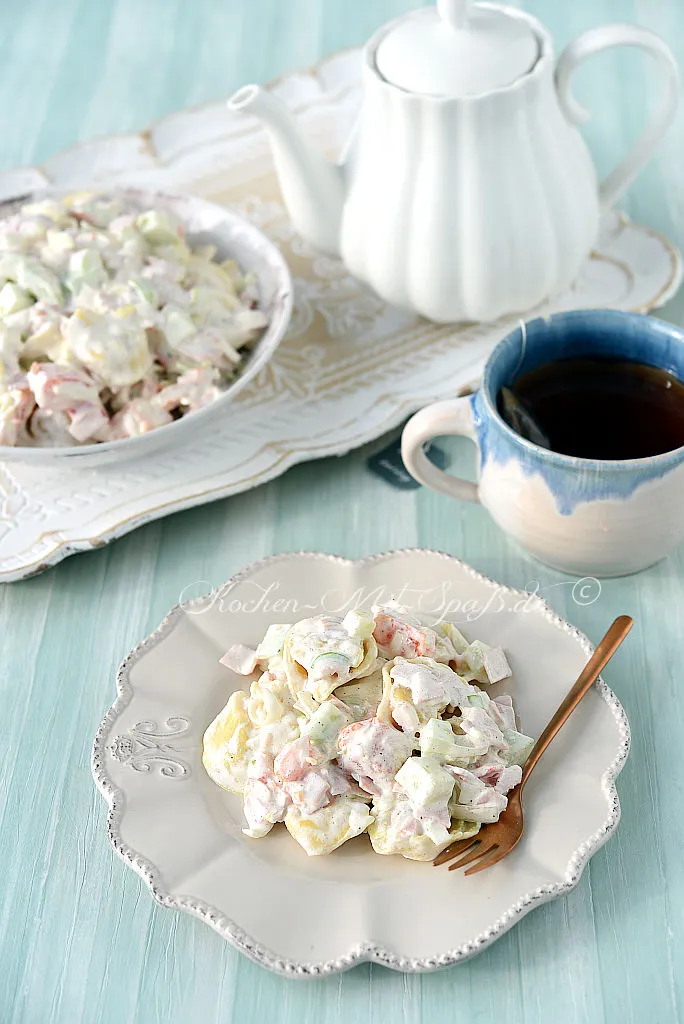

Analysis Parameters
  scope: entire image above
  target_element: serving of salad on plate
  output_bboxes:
[0,192,269,447]
[203,603,534,861]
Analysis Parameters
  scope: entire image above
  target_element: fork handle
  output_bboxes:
[520,615,633,787]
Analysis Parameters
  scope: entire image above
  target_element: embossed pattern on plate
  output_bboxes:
[0,48,681,580]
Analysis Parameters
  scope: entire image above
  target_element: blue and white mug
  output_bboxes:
[402,310,684,576]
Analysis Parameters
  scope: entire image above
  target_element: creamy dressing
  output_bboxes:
[203,604,532,859]
[0,192,268,446]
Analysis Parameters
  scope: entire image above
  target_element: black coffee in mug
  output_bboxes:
[498,357,684,460]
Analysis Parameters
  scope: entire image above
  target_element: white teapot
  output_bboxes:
[229,0,679,323]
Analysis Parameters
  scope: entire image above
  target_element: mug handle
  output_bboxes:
[555,24,680,208]
[401,398,480,503]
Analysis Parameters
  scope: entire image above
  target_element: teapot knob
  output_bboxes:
[437,0,470,30]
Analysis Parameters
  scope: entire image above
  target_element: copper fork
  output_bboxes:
[434,615,633,875]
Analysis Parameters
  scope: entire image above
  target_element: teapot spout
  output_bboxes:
[228,85,344,255]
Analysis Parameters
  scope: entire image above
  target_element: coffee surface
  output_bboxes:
[498,357,684,459]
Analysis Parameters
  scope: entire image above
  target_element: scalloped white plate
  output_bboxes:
[92,550,630,976]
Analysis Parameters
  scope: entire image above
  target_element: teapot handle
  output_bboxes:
[555,24,680,207]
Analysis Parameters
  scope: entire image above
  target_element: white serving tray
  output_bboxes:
[0,49,680,581]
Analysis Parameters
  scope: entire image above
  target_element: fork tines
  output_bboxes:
[433,836,482,867]
[434,835,508,874]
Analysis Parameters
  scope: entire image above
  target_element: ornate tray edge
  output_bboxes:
[91,548,631,977]
[2,377,484,581]
[0,43,681,581]
[4,48,362,187]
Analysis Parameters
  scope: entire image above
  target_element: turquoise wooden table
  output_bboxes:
[1,1,684,1021]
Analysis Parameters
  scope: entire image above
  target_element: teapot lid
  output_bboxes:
[375,0,539,97]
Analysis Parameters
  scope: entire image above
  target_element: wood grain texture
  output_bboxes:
[0,0,683,1021]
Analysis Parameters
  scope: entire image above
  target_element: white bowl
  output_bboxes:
[92,549,630,976]
[0,187,292,466]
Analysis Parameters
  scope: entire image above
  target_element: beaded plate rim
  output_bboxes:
[91,548,631,977]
